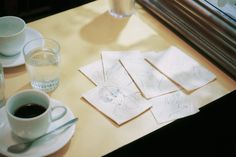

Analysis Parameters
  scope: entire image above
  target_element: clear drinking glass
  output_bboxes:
[23,38,60,93]
[108,0,135,18]
[0,63,4,108]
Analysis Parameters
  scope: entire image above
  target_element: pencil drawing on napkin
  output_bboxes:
[79,47,216,125]
[82,82,150,125]
[146,47,216,91]
[150,91,199,123]
[120,53,179,99]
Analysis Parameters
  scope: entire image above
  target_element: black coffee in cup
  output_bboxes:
[14,103,47,118]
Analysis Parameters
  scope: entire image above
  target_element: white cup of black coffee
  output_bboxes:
[6,89,67,140]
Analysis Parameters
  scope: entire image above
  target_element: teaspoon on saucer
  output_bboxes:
[7,117,78,153]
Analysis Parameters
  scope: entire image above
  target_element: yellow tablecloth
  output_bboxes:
[2,0,236,156]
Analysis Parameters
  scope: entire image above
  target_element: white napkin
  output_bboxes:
[120,53,179,99]
[146,47,216,91]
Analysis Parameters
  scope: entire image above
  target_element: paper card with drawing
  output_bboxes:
[101,51,140,92]
[150,91,199,123]
[82,82,151,125]
[79,60,104,86]
[146,47,216,91]
[120,53,179,99]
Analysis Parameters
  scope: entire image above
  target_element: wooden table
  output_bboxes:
[2,0,236,156]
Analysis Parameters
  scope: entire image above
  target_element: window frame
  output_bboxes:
[137,0,236,80]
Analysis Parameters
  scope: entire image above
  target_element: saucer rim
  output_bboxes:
[0,99,76,157]
[0,27,43,68]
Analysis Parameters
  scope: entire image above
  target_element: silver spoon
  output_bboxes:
[7,117,78,153]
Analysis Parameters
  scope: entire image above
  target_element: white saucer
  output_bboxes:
[0,99,77,157]
[0,27,43,68]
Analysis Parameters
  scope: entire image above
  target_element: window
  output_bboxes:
[137,0,236,80]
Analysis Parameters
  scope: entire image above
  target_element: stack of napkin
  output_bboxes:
[80,46,216,125]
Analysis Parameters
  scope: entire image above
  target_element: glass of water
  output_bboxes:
[23,38,60,93]
[108,0,135,18]
[0,63,4,108]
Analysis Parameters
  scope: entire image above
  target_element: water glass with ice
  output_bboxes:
[23,38,60,93]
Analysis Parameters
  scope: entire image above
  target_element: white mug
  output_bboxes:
[6,89,67,140]
[0,16,26,56]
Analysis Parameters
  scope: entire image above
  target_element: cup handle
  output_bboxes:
[51,106,67,122]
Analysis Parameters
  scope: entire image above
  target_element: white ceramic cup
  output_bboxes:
[0,16,26,56]
[6,89,67,140]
